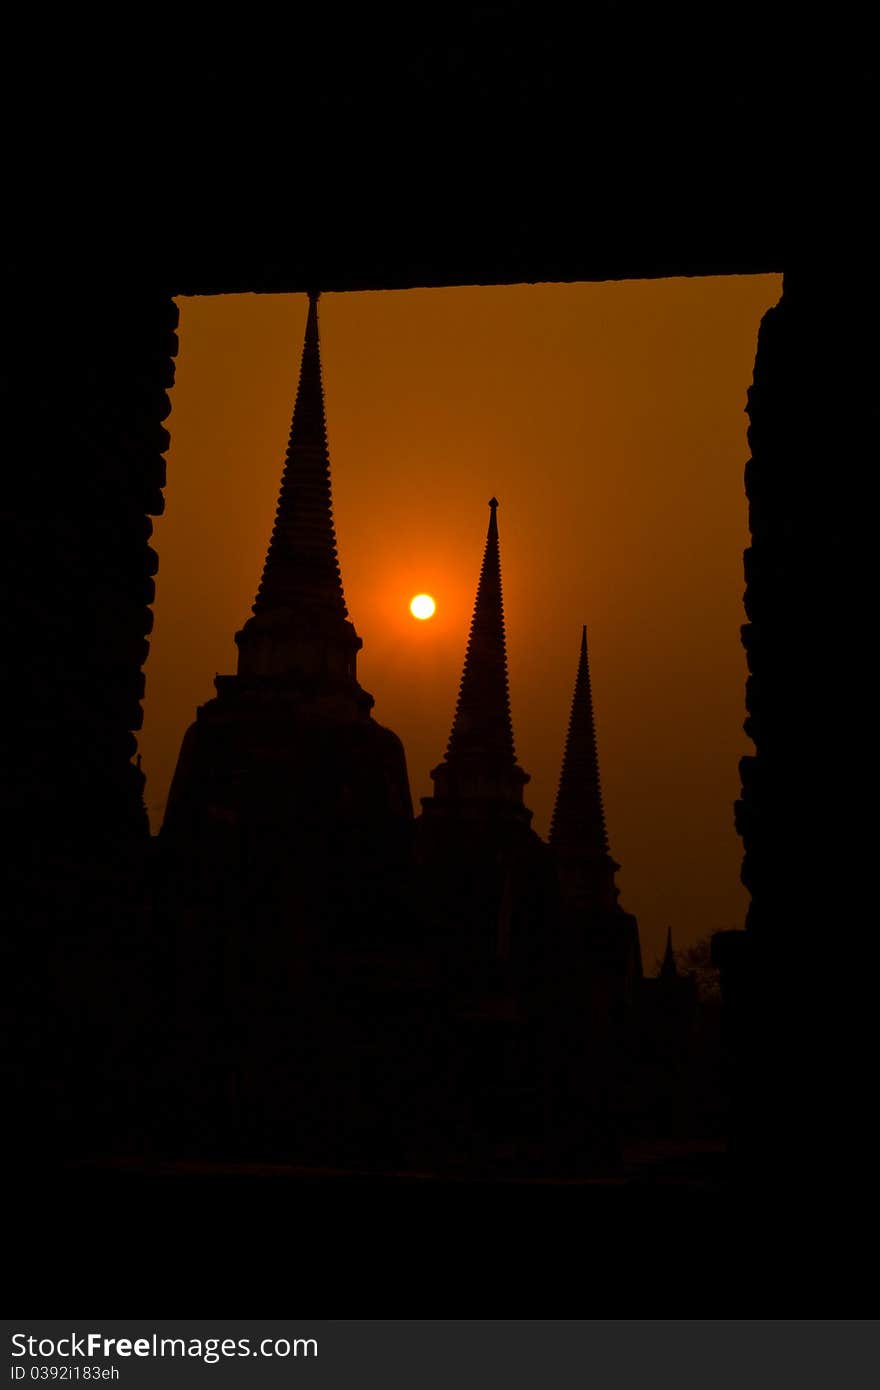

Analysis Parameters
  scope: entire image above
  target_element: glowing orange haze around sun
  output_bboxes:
[138,276,782,968]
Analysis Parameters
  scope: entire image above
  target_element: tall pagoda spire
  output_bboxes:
[425,499,530,817]
[235,292,366,694]
[252,291,347,621]
[550,625,620,913]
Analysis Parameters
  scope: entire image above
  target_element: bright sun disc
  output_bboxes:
[410,593,436,620]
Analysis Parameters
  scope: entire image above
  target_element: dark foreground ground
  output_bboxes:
[8,1137,872,1313]
[61,1135,729,1189]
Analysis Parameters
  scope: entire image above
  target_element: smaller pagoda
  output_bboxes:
[549,625,643,1020]
[551,625,621,916]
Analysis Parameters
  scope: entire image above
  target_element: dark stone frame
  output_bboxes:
[4,6,874,1198]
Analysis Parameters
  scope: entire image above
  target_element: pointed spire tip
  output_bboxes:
[442,490,517,772]
[248,277,348,623]
[660,927,678,977]
[549,613,609,855]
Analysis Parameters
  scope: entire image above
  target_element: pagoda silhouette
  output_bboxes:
[161,291,413,954]
[158,294,652,1171]
[158,294,417,1158]
[550,625,643,1021]
[416,498,555,1002]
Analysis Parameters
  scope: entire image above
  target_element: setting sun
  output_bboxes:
[410,593,436,621]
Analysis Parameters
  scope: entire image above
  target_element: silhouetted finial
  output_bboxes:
[660,926,678,979]
[489,497,498,509]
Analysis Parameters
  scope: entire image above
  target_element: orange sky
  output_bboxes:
[139,277,782,969]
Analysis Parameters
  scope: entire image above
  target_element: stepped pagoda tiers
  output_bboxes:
[417,499,553,984]
[161,292,412,952]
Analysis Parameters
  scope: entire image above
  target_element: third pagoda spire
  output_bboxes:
[550,623,633,926]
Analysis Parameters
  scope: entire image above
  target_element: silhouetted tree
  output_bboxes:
[675,934,724,1004]
[652,932,729,1003]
